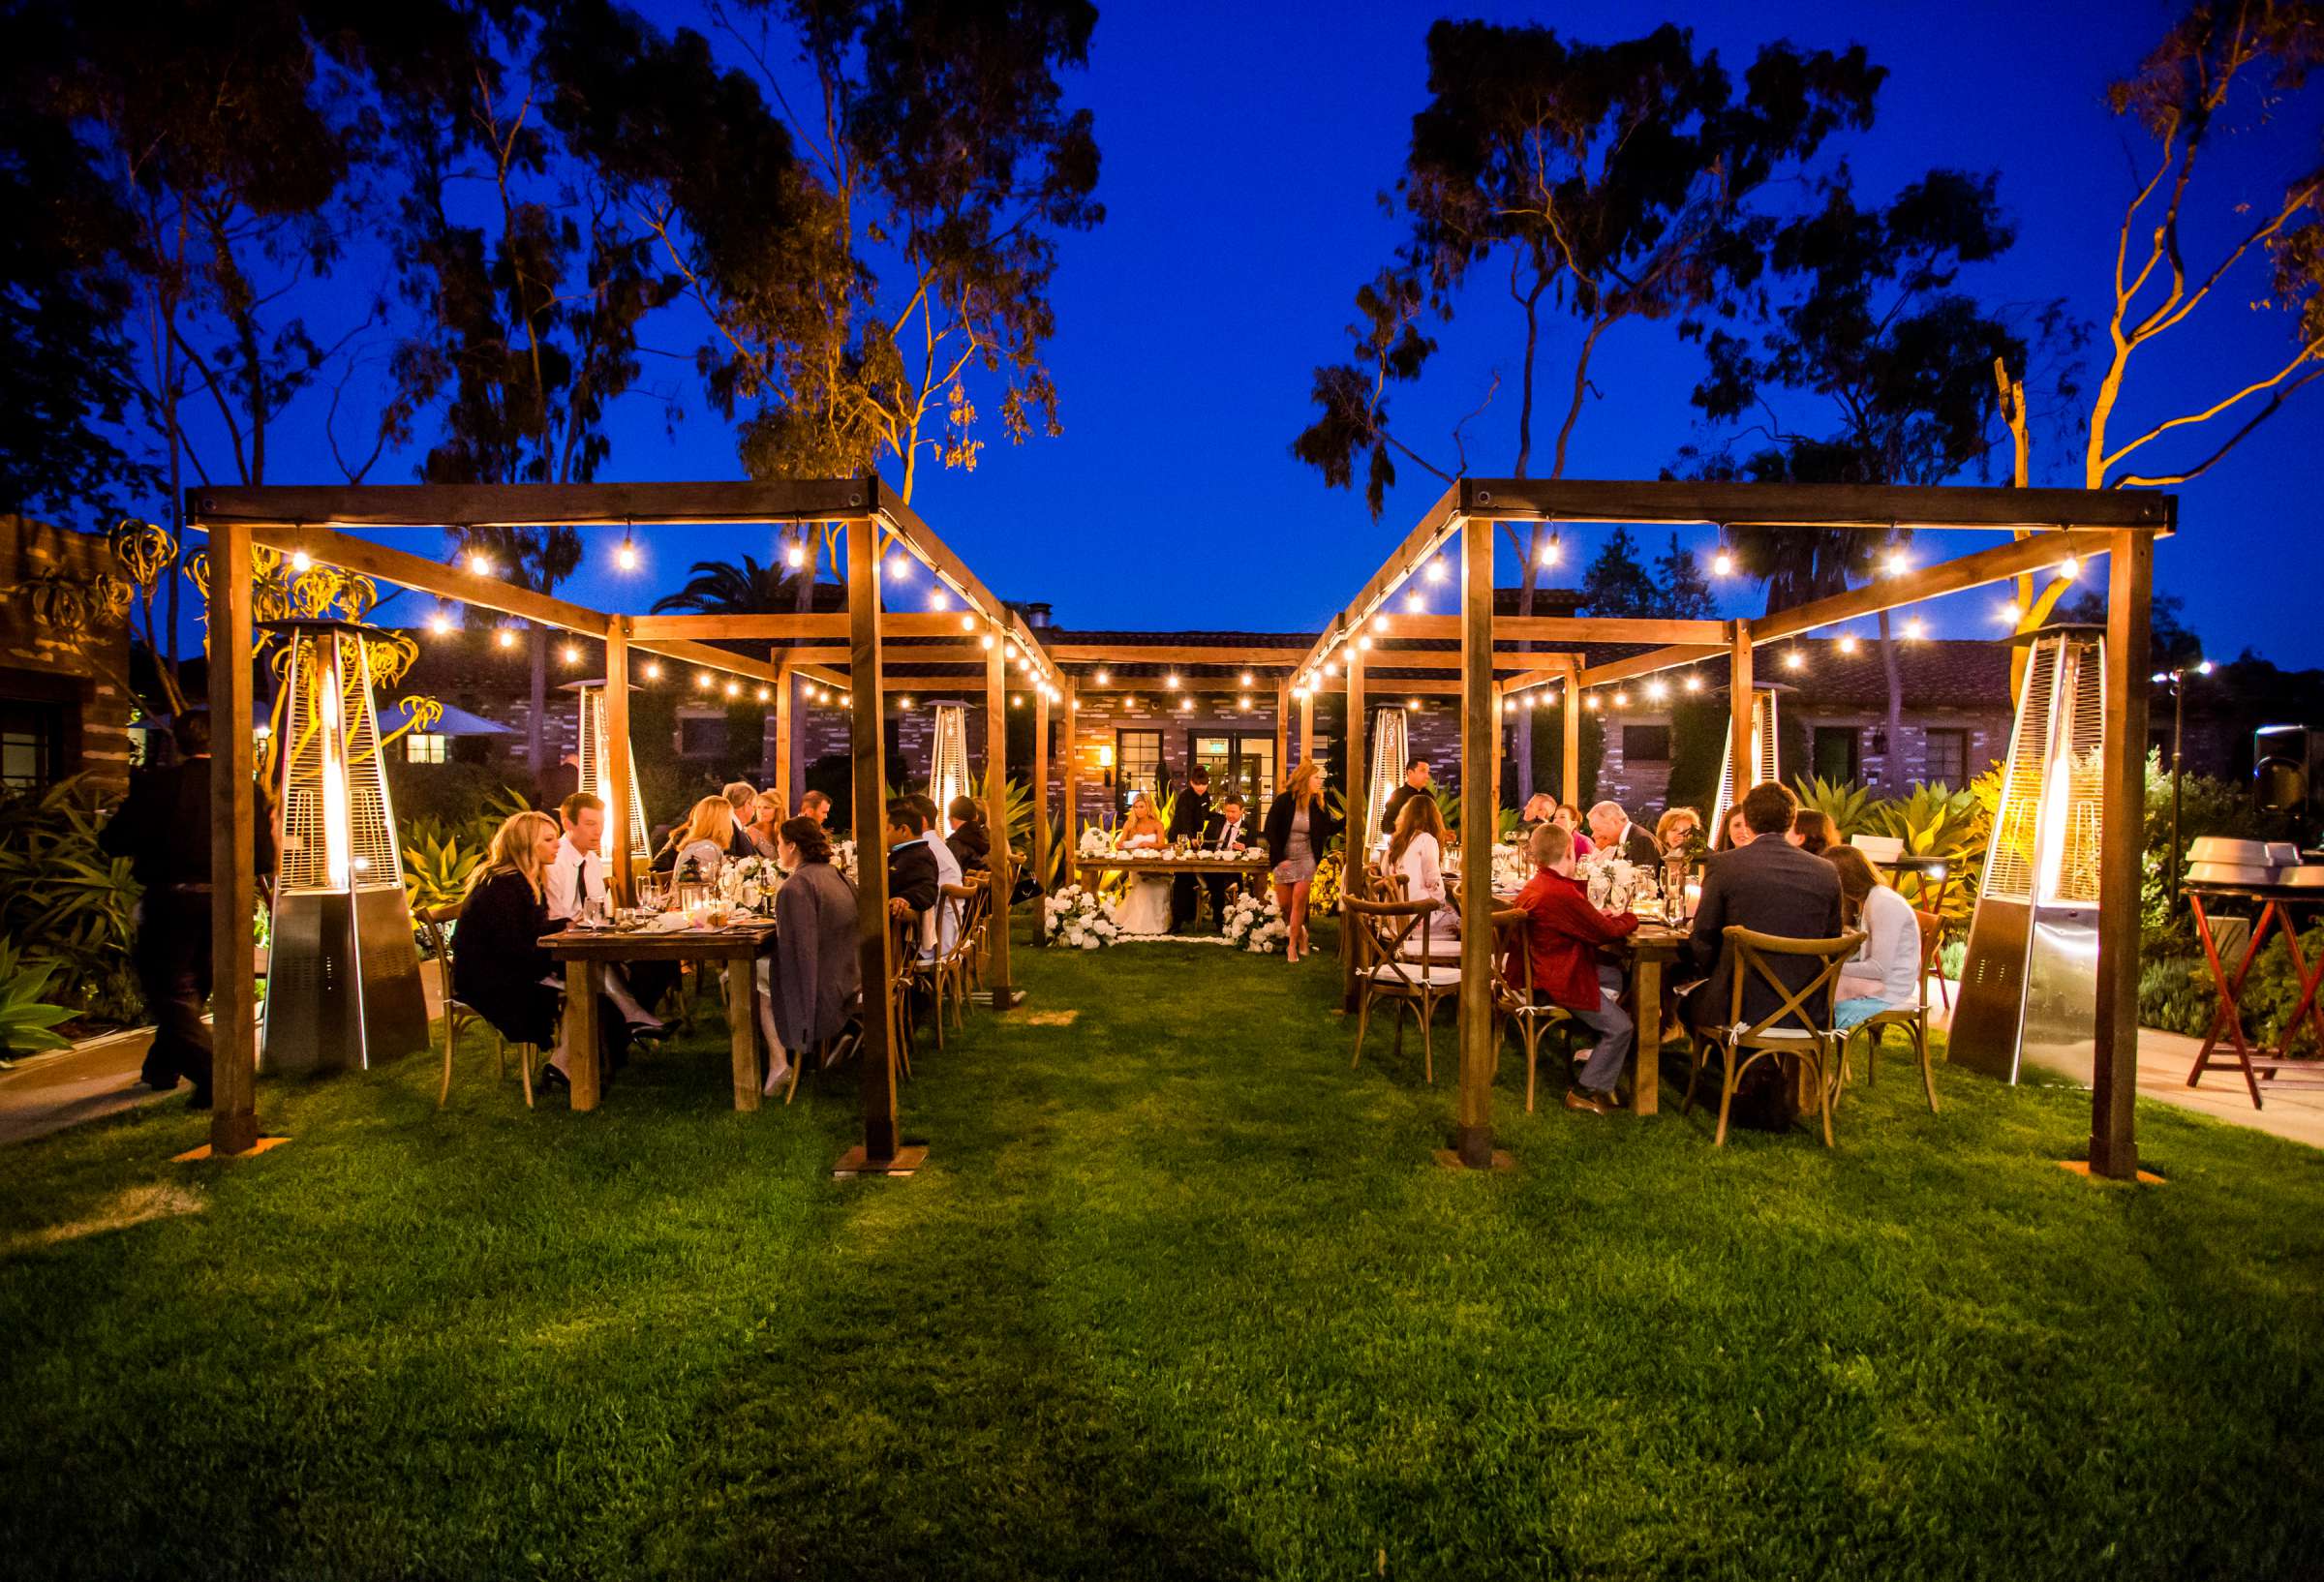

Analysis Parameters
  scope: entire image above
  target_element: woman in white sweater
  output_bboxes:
[1386,793,1459,937]
[1825,845,1922,1029]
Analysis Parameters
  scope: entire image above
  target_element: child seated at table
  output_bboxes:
[1512,822,1640,1115]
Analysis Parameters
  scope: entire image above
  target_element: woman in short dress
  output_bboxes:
[1263,760,1342,963]
[1111,798,1173,936]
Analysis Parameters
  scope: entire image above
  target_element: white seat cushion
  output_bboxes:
[1398,937,1462,960]
[1728,1023,1821,1040]
[1370,963,1461,988]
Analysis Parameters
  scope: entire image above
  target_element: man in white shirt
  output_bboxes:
[920,816,964,960]
[545,792,662,1036]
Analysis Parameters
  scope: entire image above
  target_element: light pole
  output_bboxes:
[2153,658,2216,914]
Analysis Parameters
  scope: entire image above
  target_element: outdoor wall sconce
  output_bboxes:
[261,619,429,1075]
[568,680,651,867]
[1951,627,2108,1083]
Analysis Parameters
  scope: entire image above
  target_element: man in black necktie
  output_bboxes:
[1379,758,1432,845]
[1199,793,1256,922]
[1167,764,1213,931]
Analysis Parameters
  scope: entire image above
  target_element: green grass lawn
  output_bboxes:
[4,922,2322,1581]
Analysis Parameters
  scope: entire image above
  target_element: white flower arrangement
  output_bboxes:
[1041,884,1120,950]
[1219,890,1289,954]
[833,838,857,883]
[1490,841,1532,896]
[1576,851,1659,915]
[719,854,777,913]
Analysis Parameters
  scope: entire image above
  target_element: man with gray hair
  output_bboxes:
[1587,800,1660,869]
[722,780,759,860]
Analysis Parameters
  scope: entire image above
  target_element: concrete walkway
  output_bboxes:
[0,1029,180,1146]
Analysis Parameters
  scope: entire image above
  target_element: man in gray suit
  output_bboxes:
[1681,780,1845,1131]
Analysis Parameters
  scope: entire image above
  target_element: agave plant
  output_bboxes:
[1790,775,1875,837]
[0,777,142,1023]
[1862,782,1988,928]
[0,939,75,1058]
[402,832,482,915]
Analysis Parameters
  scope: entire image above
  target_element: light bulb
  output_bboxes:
[1238,695,1251,710]
[1838,634,1860,655]
[1784,648,1805,671]
[563,643,580,664]
[2059,556,2081,582]
[930,590,950,612]
[2197,659,2215,676]
[724,680,742,698]
[1011,695,1023,708]
[1883,549,1910,575]
[784,543,805,569]
[695,672,711,688]
[981,633,996,651]
[840,694,850,707]
[1585,695,1601,711]
[1404,698,1419,711]
[1904,617,1927,640]
[1997,599,2022,624]
[1684,674,1704,692]
[885,556,908,580]
[1239,672,1253,686]
[1425,561,1446,584]
[1167,673,1181,689]
[1711,550,1734,577]
[1325,661,1338,678]
[896,695,911,710]
[1614,690,1631,707]
[429,614,452,637]
[757,685,771,702]
[644,660,661,681]
[1095,669,1111,685]
[1647,680,1668,700]
[1539,537,1562,567]
[495,627,516,650]
[1371,614,1391,634]
[468,553,493,576]
[289,550,312,572]
[616,539,638,571]
[1404,591,1424,613]
[1358,636,1373,652]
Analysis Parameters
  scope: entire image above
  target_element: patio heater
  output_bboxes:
[568,680,651,867]
[928,703,972,812]
[1714,685,1782,820]
[261,619,430,1075]
[1948,627,2107,1082]
[1364,705,1409,851]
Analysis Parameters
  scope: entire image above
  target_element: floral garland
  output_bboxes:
[1041,884,1120,949]
[1220,891,1289,954]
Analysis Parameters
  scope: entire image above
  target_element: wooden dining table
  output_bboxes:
[1072,853,1273,892]
[543,918,778,1112]
[1610,922,1692,1117]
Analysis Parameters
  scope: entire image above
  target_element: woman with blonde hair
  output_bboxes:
[452,810,566,1052]
[1111,794,1173,935]
[743,789,782,859]
[1263,760,1342,963]
[1387,790,1458,937]
[666,794,736,883]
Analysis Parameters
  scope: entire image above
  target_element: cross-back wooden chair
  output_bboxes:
[930,881,988,1040]
[1833,908,1942,1113]
[961,871,994,997]
[1346,896,1460,1082]
[415,900,536,1109]
[1488,906,1576,1112]
[1683,926,1866,1147]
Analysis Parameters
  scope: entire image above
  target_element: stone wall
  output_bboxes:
[0,516,135,796]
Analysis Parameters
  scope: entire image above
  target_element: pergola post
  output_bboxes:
[1454,513,1498,1170]
[1489,681,1504,809]
[843,519,902,1169]
[1273,682,1290,807]
[1561,654,1581,806]
[1300,688,1316,770]
[984,618,1016,1007]
[607,619,633,905]
[1727,622,1755,829]
[1061,680,1080,859]
[773,655,794,818]
[1031,682,1051,896]
[208,518,260,1157]
[1341,644,1367,1011]
[2091,529,2154,1179]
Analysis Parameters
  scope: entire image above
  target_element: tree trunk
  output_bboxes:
[528,621,549,780]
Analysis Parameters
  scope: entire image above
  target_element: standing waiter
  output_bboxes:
[101,711,272,1108]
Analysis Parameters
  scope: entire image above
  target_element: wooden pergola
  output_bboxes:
[1299,478,2175,1180]
[189,477,1060,1173]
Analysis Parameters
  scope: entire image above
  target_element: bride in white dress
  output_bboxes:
[1112,801,1173,936]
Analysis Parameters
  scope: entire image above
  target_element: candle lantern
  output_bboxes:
[1715,685,1782,819]
[929,703,972,812]
[1949,627,2107,1081]
[567,680,650,867]
[261,619,429,1074]
[1364,705,1409,850]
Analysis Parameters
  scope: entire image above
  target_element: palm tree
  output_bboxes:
[651,555,795,615]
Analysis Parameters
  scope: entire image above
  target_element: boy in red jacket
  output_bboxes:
[1512,823,1641,1114]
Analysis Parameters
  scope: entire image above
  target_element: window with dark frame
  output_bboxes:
[1813,726,1861,786]
[1622,724,1671,762]
[1922,727,1969,788]
[1189,730,1277,808]
[1116,729,1164,813]
[678,714,728,757]
[0,702,62,793]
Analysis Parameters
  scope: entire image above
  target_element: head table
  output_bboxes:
[1073,852,1274,891]
[544,916,778,1112]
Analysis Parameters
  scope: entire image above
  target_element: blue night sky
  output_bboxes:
[240,0,2320,661]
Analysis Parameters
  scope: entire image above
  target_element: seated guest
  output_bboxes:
[1656,806,1702,860]
[1378,758,1432,849]
[1200,792,1258,919]
[883,797,963,959]
[1386,791,1458,938]
[1825,845,1922,1030]
[721,781,759,858]
[946,795,991,876]
[545,792,665,1034]
[1513,823,1641,1114]
[761,816,861,1095]
[1716,804,1752,852]
[1587,800,1661,868]
[1552,803,1595,857]
[1517,792,1556,834]
[1681,780,1844,1130]
[454,810,563,1051]
[742,791,782,859]
[667,795,736,884]
[798,789,833,827]
[1789,809,1833,856]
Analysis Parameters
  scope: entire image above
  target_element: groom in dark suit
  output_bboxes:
[1168,764,1213,931]
[1200,793,1258,920]
[1681,780,1845,1131]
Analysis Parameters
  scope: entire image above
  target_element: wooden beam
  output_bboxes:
[1272,683,1289,810]
[1725,623,1755,836]
[983,617,1015,1006]
[1456,477,2175,532]
[248,525,611,635]
[1032,683,1051,894]
[1061,680,1080,858]
[1377,614,1727,646]
[209,517,260,1156]
[1299,688,1316,770]
[1575,646,1728,689]
[872,491,1062,693]
[845,520,902,1168]
[1342,644,1368,1013]
[772,657,793,820]
[195,478,879,527]
[607,621,634,905]
[1043,643,1309,666]
[1748,530,2111,645]
[1562,655,1581,806]
[639,637,777,685]
[1455,512,1498,1169]
[630,612,979,642]
[1295,483,1464,684]
[2091,529,2153,1179]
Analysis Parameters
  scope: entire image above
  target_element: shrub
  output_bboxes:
[0,940,76,1056]
[0,777,141,1025]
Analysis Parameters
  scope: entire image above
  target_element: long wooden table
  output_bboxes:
[1612,923,1691,1117]
[543,920,778,1111]
[1073,854,1273,892]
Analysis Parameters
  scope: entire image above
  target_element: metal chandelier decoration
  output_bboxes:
[261,620,429,1074]
[1950,627,2108,1082]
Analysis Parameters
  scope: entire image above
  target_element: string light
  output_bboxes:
[1613,689,1631,707]
[1095,669,1111,685]
[1904,616,1927,640]
[1238,695,1252,711]
[1166,673,1181,690]
[1011,694,1023,708]
[1684,674,1704,692]
[695,671,712,688]
[289,550,313,573]
[1996,599,2023,624]
[1124,696,1138,710]
[1404,591,1425,613]
[643,660,661,681]
[982,633,996,651]
[1358,636,1373,652]
[1424,561,1447,584]
[1325,661,1339,677]
[615,537,638,571]
[562,643,581,664]
[757,685,772,702]
[1883,548,1911,575]
[468,552,493,576]
[930,590,951,612]
[2058,555,2081,582]
[1585,694,1602,712]
[1784,647,1805,671]
[1539,535,1562,568]
[1238,672,1254,686]
[724,680,742,698]
[1405,697,1420,711]
[495,627,517,650]
[1371,614,1391,634]
[428,614,453,637]
[1838,634,1860,655]
[897,695,911,709]
[885,556,908,580]
[1646,680,1669,701]
[1293,686,1310,701]
[840,693,850,707]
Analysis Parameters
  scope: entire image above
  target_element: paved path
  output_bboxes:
[0,1030,179,1146]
